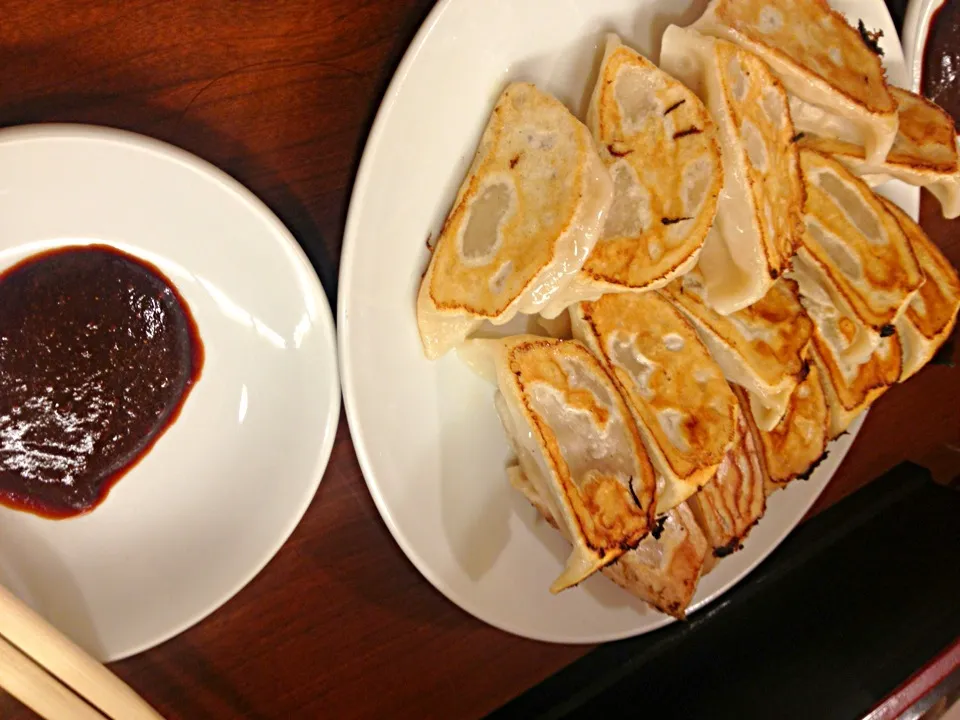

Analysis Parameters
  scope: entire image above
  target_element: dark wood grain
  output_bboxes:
[0,2,958,718]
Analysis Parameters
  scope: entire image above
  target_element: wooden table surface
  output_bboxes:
[1,2,958,718]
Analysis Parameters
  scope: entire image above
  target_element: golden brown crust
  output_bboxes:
[426,83,588,317]
[688,413,765,565]
[882,197,960,340]
[507,338,657,552]
[887,88,959,171]
[715,42,804,273]
[583,44,722,289]
[576,293,738,483]
[713,0,895,116]
[663,276,813,388]
[736,363,829,485]
[602,503,708,619]
[800,87,960,174]
[811,331,900,418]
[508,465,707,618]
[799,149,923,329]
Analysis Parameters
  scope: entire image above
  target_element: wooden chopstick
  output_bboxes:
[0,584,163,719]
[0,635,106,719]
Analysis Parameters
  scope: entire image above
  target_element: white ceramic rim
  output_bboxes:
[341,0,497,635]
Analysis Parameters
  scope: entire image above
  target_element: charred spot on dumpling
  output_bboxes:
[607,143,633,158]
[673,127,703,140]
[664,98,686,115]
[857,20,884,56]
[627,476,643,509]
[714,539,742,558]
[661,216,693,226]
[651,515,667,540]
[795,450,830,482]
[798,360,811,382]
[879,324,896,338]
[791,132,806,143]
[666,600,684,618]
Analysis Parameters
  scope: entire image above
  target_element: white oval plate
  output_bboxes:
[0,125,340,661]
[340,0,916,642]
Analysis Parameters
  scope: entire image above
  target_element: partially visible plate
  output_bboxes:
[903,0,946,91]
[0,125,340,661]
[339,0,917,643]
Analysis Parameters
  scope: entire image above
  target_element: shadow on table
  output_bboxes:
[0,82,340,315]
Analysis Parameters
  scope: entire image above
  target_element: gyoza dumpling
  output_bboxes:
[417,83,613,359]
[660,25,804,314]
[810,329,901,439]
[789,149,923,368]
[790,178,905,441]
[800,88,960,219]
[475,336,656,592]
[570,292,739,514]
[539,34,722,317]
[882,197,960,380]
[508,465,708,619]
[688,412,765,572]
[792,240,903,440]
[693,0,898,164]
[663,272,813,430]
[734,361,829,491]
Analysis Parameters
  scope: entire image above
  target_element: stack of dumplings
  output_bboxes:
[416,0,960,618]
[571,292,739,513]
[799,87,960,219]
[472,335,657,593]
[660,24,804,313]
[537,34,723,317]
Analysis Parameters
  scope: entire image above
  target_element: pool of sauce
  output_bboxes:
[922,1,960,130]
[0,245,203,519]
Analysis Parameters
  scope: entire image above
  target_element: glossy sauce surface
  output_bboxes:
[0,245,203,518]
[923,1,960,129]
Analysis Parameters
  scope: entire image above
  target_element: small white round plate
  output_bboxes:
[0,125,340,661]
[340,0,916,642]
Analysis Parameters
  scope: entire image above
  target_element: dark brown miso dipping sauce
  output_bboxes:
[922,1,960,130]
[0,245,203,519]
